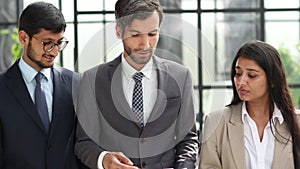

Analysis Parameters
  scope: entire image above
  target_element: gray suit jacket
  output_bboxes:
[199,102,296,169]
[75,55,199,169]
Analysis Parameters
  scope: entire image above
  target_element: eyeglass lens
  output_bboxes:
[44,41,68,52]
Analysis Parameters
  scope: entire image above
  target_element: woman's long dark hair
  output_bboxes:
[228,40,300,168]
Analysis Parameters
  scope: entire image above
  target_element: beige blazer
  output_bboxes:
[199,102,295,169]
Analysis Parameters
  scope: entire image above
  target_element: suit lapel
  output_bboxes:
[100,55,142,133]
[5,60,46,133]
[106,55,174,131]
[109,58,140,126]
[227,104,247,169]
[147,56,167,123]
[50,67,68,134]
[272,121,292,169]
[227,104,292,169]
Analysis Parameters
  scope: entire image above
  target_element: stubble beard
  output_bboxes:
[27,42,53,69]
[124,46,153,65]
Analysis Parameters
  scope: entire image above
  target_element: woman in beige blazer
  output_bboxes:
[199,40,300,169]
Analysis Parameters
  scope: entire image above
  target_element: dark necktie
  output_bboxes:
[35,72,50,132]
[132,72,144,128]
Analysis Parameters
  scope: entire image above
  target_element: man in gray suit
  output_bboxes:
[75,0,199,169]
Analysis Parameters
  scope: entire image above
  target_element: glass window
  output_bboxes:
[0,1,20,24]
[181,0,198,10]
[61,23,75,70]
[78,14,104,22]
[160,0,183,10]
[265,11,299,101]
[201,0,260,9]
[104,0,118,11]
[202,12,261,84]
[202,88,232,118]
[77,23,104,72]
[182,13,199,85]
[265,0,299,9]
[265,12,299,50]
[77,0,103,11]
[61,1,74,22]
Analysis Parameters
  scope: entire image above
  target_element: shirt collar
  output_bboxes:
[121,53,153,79]
[273,104,284,124]
[241,101,284,124]
[18,57,51,83]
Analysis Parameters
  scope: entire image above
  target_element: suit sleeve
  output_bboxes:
[0,119,2,168]
[74,70,105,169]
[174,69,199,169]
[198,112,223,169]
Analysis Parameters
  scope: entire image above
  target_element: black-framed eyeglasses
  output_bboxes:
[32,36,69,52]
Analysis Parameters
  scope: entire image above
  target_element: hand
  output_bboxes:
[103,152,139,169]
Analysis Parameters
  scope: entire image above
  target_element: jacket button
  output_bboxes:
[47,144,53,151]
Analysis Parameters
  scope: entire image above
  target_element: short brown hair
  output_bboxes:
[115,0,163,32]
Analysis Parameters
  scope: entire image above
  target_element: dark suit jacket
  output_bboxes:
[75,55,199,169]
[0,60,82,169]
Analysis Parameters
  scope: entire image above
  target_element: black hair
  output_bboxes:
[229,40,300,168]
[18,1,66,38]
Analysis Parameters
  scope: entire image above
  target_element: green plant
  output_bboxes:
[0,28,22,60]
[277,44,300,108]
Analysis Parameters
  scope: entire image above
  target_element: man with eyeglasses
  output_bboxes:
[0,2,86,169]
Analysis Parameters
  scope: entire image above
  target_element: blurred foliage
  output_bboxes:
[0,28,22,60]
[277,44,300,108]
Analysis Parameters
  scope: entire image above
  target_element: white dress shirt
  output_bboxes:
[242,102,284,169]
[18,57,53,121]
[97,54,158,169]
[121,54,157,123]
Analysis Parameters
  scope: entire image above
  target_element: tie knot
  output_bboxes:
[35,72,44,84]
[133,72,144,82]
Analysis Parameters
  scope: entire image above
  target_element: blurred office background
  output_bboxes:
[1,0,300,131]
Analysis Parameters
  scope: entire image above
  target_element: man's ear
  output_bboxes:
[19,30,28,45]
[115,25,122,39]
